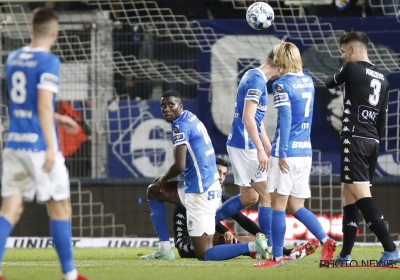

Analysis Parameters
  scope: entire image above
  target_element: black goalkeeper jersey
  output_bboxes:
[325,61,389,141]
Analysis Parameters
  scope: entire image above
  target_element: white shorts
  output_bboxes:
[267,156,312,199]
[227,146,268,187]
[184,181,221,237]
[1,148,70,203]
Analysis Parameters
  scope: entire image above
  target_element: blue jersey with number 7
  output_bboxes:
[5,46,60,152]
[271,72,314,158]
[171,110,219,193]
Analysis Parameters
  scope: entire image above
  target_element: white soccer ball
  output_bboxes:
[246,2,274,30]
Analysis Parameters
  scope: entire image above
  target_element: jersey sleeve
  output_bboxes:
[37,54,60,94]
[172,122,189,146]
[244,76,265,104]
[325,62,350,88]
[273,82,291,108]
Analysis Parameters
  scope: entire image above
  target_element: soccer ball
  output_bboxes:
[246,2,274,30]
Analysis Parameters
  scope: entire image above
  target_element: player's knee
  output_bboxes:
[240,192,259,207]
[147,184,160,200]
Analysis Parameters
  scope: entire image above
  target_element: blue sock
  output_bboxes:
[271,210,286,258]
[294,207,327,241]
[0,217,13,263]
[205,243,249,261]
[215,195,244,224]
[148,199,169,241]
[50,220,75,274]
[258,206,273,247]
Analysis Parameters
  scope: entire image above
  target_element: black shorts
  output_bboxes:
[340,135,378,184]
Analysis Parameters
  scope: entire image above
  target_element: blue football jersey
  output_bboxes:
[5,46,60,152]
[171,111,219,193]
[226,69,268,150]
[271,72,314,158]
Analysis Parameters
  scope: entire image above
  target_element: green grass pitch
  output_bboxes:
[1,246,399,280]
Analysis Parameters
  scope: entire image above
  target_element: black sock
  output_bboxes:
[283,247,292,256]
[340,204,359,258]
[356,197,396,252]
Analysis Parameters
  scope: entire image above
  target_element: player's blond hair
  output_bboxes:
[273,42,302,75]
[31,7,58,37]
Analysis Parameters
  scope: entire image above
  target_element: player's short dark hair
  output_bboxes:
[216,158,229,170]
[340,31,369,49]
[32,7,58,35]
[162,90,181,99]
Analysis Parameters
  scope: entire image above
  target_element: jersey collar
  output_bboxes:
[255,68,268,83]
[22,46,48,52]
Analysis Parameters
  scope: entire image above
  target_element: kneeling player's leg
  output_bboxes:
[47,198,77,279]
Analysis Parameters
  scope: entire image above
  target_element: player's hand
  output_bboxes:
[43,148,55,173]
[257,149,269,172]
[223,232,237,244]
[152,176,161,183]
[56,115,80,135]
[279,158,290,174]
[156,175,168,193]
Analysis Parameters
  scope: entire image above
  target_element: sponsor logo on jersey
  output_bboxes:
[173,132,185,142]
[6,132,38,143]
[343,157,350,162]
[19,53,34,60]
[275,84,284,93]
[188,115,197,122]
[366,68,385,81]
[358,105,379,123]
[257,104,267,111]
[13,109,32,119]
[293,82,313,89]
[274,93,288,103]
[9,59,38,68]
[205,147,215,156]
[247,89,262,97]
[343,139,351,144]
[173,125,180,134]
[292,141,311,148]
[344,148,350,153]
[41,73,59,85]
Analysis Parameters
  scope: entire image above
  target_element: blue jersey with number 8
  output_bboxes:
[171,110,219,193]
[5,46,60,152]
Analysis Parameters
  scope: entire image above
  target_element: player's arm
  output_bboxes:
[243,99,268,171]
[38,89,56,172]
[157,144,187,192]
[231,211,260,236]
[273,83,291,173]
[260,121,271,157]
[377,88,389,140]
[325,62,349,88]
[54,113,80,135]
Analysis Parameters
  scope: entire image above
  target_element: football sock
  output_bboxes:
[258,206,273,247]
[147,199,170,242]
[159,241,172,252]
[340,204,359,257]
[50,220,75,274]
[215,195,244,224]
[271,210,285,258]
[293,207,327,242]
[283,247,292,256]
[355,197,396,252]
[204,243,249,261]
[0,217,13,263]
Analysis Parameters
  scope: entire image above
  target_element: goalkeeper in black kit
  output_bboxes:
[173,158,319,260]
[325,31,400,265]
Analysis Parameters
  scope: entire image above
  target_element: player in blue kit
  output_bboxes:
[255,42,336,267]
[0,8,88,280]
[141,90,268,261]
[216,50,278,249]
